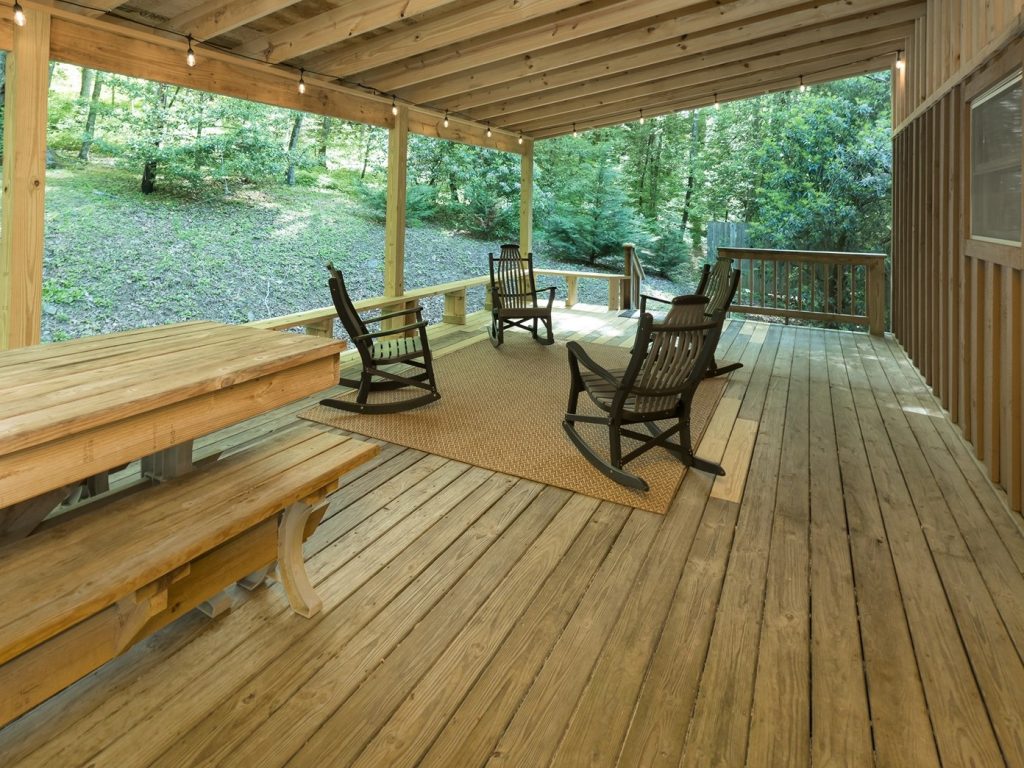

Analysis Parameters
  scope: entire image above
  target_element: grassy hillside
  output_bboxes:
[41,165,684,341]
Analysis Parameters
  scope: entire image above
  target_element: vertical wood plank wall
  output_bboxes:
[892,0,1024,510]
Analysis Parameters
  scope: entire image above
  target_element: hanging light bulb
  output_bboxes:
[443,110,449,128]
[799,75,806,93]
[297,69,306,94]
[186,35,196,67]
[12,1,24,26]
[518,132,523,145]
[486,124,492,137]
[895,50,905,71]
[391,96,398,116]
[639,109,645,125]
[572,123,578,138]
[714,93,720,109]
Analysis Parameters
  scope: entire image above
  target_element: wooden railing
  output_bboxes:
[247,269,628,336]
[718,247,887,336]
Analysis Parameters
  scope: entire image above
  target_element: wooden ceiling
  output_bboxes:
[60,0,923,139]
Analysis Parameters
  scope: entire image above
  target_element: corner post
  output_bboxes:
[623,243,635,310]
[383,105,409,333]
[519,138,533,256]
[0,8,51,350]
[868,257,886,336]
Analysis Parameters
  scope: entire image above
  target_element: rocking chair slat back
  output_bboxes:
[696,256,740,315]
[492,244,536,310]
[634,297,711,413]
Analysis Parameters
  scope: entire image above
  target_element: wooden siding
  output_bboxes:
[2,310,1024,767]
[892,4,1024,509]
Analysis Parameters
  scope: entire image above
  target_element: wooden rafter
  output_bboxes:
[168,0,304,42]
[531,54,894,138]
[234,0,466,63]
[354,0,709,91]
[505,43,902,133]
[302,0,620,77]
[76,0,128,19]
[469,26,912,124]
[397,0,924,105]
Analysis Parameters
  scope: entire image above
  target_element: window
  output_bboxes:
[971,74,1022,244]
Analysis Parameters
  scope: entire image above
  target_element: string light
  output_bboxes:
[12,1,24,26]
[443,110,449,128]
[391,96,398,116]
[518,131,523,145]
[639,109,645,125]
[186,34,196,67]
[895,50,905,71]
[572,123,578,138]
[297,68,306,94]
[714,93,720,109]
[486,124,492,137]
[799,75,806,93]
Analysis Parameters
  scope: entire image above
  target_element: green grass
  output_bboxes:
[42,164,683,341]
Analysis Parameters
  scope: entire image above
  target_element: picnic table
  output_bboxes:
[0,320,347,539]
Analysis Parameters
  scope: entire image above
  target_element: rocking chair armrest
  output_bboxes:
[566,341,620,388]
[539,285,556,307]
[638,293,673,314]
[362,306,424,324]
[355,320,429,341]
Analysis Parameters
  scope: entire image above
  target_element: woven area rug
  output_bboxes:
[298,336,726,514]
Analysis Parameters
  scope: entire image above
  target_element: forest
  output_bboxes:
[2,61,893,338]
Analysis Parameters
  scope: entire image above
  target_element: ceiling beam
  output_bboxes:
[357,0,717,91]
[302,0,635,77]
[504,42,901,132]
[169,0,304,42]
[531,55,893,138]
[399,0,923,105]
[234,0,465,63]
[44,11,527,154]
[466,21,913,122]
[482,31,908,128]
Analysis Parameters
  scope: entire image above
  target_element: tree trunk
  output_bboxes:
[78,72,103,161]
[680,111,700,236]
[79,68,94,99]
[141,160,158,194]
[317,115,332,168]
[286,112,304,186]
[360,125,373,179]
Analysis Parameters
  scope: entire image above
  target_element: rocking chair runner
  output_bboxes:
[640,256,741,378]
[488,244,556,347]
[319,262,440,414]
[563,295,725,491]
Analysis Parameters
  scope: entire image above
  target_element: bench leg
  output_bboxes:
[275,501,323,618]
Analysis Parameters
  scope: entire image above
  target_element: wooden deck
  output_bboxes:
[4,307,1024,768]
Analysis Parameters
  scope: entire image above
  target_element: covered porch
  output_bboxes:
[2,308,1021,767]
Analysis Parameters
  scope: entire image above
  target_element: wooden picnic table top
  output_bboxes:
[0,321,346,509]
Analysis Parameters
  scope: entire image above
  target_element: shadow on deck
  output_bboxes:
[3,306,1024,767]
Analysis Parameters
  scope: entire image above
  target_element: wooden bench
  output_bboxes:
[0,424,378,727]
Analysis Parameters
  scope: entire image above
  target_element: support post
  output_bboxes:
[565,276,578,308]
[0,8,51,350]
[519,138,534,256]
[867,258,886,335]
[443,288,466,325]
[383,105,408,334]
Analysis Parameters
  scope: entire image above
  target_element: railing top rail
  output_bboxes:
[719,247,886,267]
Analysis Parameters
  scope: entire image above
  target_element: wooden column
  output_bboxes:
[384,105,408,328]
[519,138,533,256]
[0,8,51,350]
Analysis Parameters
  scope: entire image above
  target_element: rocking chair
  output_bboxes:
[563,295,725,491]
[640,256,741,378]
[319,262,441,414]
[488,244,555,347]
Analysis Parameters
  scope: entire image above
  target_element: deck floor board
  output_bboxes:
[3,309,1024,768]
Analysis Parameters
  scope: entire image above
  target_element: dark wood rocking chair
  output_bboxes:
[640,256,741,378]
[563,295,726,491]
[319,262,441,414]
[488,243,556,347]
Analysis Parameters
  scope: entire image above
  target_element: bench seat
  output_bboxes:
[0,424,378,727]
